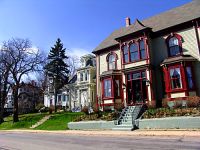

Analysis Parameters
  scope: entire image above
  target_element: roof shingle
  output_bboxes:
[93,0,200,53]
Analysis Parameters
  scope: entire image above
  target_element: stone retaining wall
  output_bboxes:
[68,121,115,130]
[68,117,200,130]
[139,116,200,129]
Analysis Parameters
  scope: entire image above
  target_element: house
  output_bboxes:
[93,0,200,111]
[5,81,43,114]
[44,54,96,111]
[62,54,96,111]
[43,75,67,108]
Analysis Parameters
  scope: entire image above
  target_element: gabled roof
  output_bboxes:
[93,0,200,53]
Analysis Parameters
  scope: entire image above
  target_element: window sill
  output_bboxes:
[102,97,114,100]
[123,58,148,65]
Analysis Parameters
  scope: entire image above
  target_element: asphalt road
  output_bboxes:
[0,131,200,150]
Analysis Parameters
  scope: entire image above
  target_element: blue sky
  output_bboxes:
[0,0,192,57]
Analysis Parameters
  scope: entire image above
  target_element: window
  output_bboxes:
[80,72,83,81]
[130,43,139,61]
[166,34,182,57]
[115,80,120,97]
[122,39,146,63]
[123,45,129,63]
[186,67,194,89]
[139,40,146,59]
[107,52,117,70]
[103,79,111,97]
[108,54,116,70]
[85,70,89,81]
[169,67,182,89]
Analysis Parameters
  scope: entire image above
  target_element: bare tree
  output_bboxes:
[67,55,80,77]
[1,38,44,122]
[0,51,11,123]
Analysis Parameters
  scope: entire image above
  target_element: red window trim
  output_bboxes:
[166,33,183,57]
[164,63,195,94]
[125,70,148,105]
[102,78,113,99]
[106,52,118,71]
[121,38,147,64]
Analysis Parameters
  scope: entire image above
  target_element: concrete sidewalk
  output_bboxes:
[1,129,200,137]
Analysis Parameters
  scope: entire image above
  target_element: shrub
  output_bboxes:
[35,103,45,112]
[186,96,200,108]
[81,106,89,115]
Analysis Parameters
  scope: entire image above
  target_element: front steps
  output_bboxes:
[112,105,144,131]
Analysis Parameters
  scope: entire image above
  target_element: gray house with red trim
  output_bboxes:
[93,0,200,111]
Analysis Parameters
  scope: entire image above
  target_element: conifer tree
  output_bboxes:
[45,38,69,112]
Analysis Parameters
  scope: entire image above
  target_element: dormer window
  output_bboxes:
[107,52,118,70]
[166,33,182,57]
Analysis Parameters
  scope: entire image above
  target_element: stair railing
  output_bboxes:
[114,106,128,125]
[131,104,147,130]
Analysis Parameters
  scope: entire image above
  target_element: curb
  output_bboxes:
[1,129,200,137]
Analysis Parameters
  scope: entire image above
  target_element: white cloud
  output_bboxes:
[68,47,91,58]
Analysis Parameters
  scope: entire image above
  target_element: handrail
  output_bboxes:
[114,106,128,125]
[131,104,147,130]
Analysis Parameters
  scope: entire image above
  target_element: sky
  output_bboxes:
[0,0,192,58]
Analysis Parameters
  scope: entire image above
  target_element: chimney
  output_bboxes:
[125,17,131,27]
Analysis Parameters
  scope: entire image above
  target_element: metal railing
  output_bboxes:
[114,106,128,125]
[131,104,147,130]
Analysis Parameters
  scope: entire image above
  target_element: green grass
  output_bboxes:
[35,112,83,130]
[0,113,46,130]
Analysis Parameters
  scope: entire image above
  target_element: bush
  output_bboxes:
[35,103,45,112]
[81,106,89,115]
[186,96,200,108]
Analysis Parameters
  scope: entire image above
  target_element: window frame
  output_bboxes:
[102,78,112,99]
[122,38,147,64]
[164,64,195,93]
[166,33,183,57]
[126,70,147,105]
[169,66,182,90]
[106,52,118,71]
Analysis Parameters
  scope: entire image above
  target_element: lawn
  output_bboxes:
[0,113,46,130]
[35,112,83,130]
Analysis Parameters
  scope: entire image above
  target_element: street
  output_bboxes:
[0,131,200,150]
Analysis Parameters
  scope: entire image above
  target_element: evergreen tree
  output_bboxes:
[45,38,69,112]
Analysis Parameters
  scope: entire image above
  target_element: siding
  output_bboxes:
[177,27,199,59]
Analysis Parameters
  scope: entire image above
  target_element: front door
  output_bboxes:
[127,71,147,105]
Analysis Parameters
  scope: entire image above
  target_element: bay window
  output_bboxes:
[104,79,111,97]
[186,67,194,89]
[169,67,182,89]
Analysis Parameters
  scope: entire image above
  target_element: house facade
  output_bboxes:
[44,54,96,111]
[44,75,67,108]
[62,54,96,111]
[5,81,43,114]
[93,0,200,110]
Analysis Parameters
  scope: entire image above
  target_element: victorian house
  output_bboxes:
[93,0,200,110]
[62,54,96,111]
[5,81,43,114]
[44,54,96,111]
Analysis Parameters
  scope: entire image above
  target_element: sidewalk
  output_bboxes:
[1,129,200,137]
